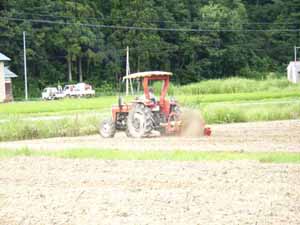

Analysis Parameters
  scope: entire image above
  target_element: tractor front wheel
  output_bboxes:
[127,104,153,138]
[99,118,116,138]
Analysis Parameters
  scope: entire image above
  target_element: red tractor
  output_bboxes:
[99,71,211,138]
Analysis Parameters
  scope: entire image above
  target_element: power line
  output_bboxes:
[11,11,300,26]
[1,16,300,33]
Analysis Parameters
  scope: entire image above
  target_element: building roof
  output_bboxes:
[0,52,11,61]
[123,71,172,80]
[4,67,18,78]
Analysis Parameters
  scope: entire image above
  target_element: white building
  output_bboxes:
[0,52,17,102]
[287,61,300,83]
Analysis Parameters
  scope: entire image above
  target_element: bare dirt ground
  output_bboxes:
[0,158,299,225]
[1,120,300,152]
[0,120,299,225]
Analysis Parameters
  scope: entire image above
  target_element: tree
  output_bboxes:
[49,0,98,82]
[0,0,298,98]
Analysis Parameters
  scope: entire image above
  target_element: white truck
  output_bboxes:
[63,83,95,98]
[41,87,65,100]
[42,83,95,100]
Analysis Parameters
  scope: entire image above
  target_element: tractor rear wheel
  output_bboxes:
[99,118,116,138]
[127,104,153,138]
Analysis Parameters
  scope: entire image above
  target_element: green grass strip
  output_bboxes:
[178,91,300,105]
[0,148,300,164]
[1,90,300,116]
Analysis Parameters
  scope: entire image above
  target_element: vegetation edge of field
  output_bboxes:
[0,101,299,141]
[0,148,300,164]
[0,77,299,142]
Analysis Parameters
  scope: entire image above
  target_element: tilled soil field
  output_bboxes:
[0,158,299,225]
[1,120,299,152]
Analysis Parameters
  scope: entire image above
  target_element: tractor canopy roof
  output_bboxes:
[123,71,172,80]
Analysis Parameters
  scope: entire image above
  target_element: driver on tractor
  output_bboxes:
[141,87,157,103]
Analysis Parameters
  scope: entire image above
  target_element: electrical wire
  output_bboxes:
[11,11,300,26]
[1,16,300,33]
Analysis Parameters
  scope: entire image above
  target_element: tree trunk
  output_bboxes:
[68,55,72,82]
[78,56,83,82]
[137,55,140,72]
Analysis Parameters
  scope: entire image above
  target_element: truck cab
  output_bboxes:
[42,87,59,100]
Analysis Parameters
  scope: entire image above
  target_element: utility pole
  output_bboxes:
[23,31,28,100]
[294,46,300,62]
[126,46,130,96]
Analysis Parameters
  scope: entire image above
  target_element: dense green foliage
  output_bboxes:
[0,0,299,97]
